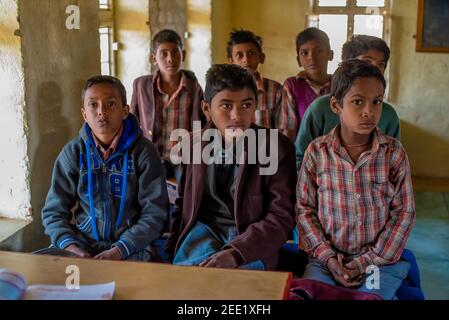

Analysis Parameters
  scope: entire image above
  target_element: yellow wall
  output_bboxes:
[212,0,309,84]
[211,0,232,65]
[389,0,449,178]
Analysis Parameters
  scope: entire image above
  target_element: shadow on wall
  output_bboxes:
[23,82,71,252]
[401,120,449,179]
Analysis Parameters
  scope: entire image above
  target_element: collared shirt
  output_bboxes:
[155,72,192,160]
[92,124,124,160]
[253,72,297,131]
[296,125,415,271]
[283,71,331,126]
[296,71,331,96]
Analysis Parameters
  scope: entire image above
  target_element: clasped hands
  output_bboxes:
[326,254,364,288]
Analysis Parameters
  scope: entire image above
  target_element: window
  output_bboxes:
[99,0,116,76]
[100,27,113,75]
[99,0,111,10]
[309,0,390,73]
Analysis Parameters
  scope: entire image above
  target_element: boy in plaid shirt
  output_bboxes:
[296,59,415,300]
[227,29,297,141]
[130,29,204,183]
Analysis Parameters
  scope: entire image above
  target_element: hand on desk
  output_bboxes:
[93,247,122,261]
[199,248,243,269]
[65,244,92,258]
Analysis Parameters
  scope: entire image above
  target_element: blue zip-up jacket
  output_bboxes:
[41,114,169,259]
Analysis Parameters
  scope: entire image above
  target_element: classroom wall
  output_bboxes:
[114,0,151,103]
[389,0,449,178]
[149,0,186,40]
[211,0,232,65]
[0,0,30,220]
[211,0,309,84]
[2,0,101,251]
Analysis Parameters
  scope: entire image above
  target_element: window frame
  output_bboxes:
[311,0,391,41]
[99,0,116,76]
[99,0,112,10]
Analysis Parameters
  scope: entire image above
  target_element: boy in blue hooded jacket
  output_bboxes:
[42,76,169,261]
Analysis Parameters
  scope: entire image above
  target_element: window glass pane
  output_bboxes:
[354,15,383,38]
[318,14,348,73]
[101,63,110,76]
[356,0,385,7]
[318,0,346,6]
[99,28,110,62]
[99,27,112,75]
[99,0,110,9]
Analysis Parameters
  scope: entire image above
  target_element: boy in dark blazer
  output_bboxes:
[166,64,296,270]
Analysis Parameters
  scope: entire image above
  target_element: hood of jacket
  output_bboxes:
[79,113,142,155]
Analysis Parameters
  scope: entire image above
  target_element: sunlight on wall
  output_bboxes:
[0,0,31,220]
[115,0,151,103]
[186,0,211,88]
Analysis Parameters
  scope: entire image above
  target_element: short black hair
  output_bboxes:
[204,64,258,103]
[81,75,127,106]
[342,35,390,66]
[226,29,263,58]
[296,27,331,53]
[330,59,386,105]
[152,29,183,53]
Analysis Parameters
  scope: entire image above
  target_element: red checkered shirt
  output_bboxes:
[296,70,331,96]
[296,125,415,272]
[254,72,297,131]
[155,72,196,160]
[92,124,123,161]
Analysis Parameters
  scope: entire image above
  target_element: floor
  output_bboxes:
[407,191,449,299]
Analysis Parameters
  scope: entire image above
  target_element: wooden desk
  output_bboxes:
[0,251,291,300]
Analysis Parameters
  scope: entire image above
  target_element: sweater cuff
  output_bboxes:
[112,239,135,259]
[57,236,79,250]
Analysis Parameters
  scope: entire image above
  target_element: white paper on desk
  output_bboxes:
[23,282,115,300]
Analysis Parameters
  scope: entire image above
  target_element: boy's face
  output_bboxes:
[297,39,333,79]
[228,42,265,74]
[81,83,129,140]
[151,42,185,76]
[330,77,384,137]
[355,49,387,75]
[201,88,256,142]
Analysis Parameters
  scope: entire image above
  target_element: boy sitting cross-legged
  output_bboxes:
[42,76,169,261]
[166,64,297,270]
[296,59,415,299]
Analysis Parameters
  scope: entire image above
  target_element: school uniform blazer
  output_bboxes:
[166,122,297,270]
[129,70,204,142]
